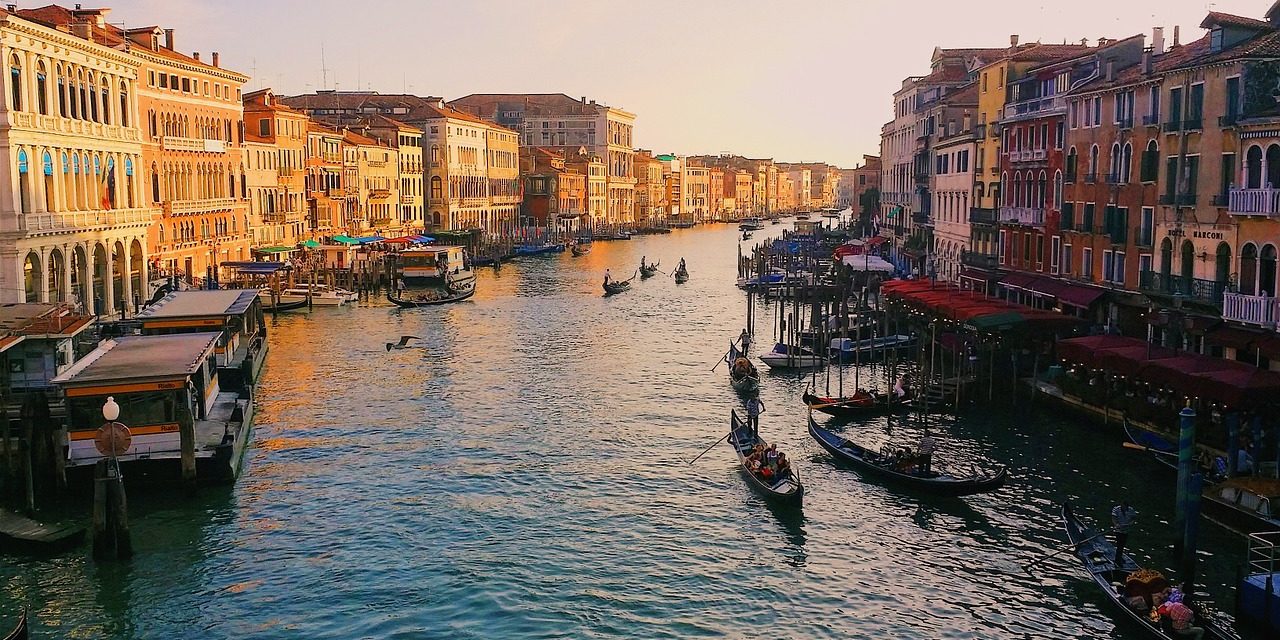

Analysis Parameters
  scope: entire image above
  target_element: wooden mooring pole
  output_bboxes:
[91,459,132,560]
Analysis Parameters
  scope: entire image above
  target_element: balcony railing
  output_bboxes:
[961,250,999,270]
[400,195,415,205]
[1223,292,1280,328]
[326,188,344,198]
[1118,117,1134,130]
[170,197,238,215]
[1142,114,1161,127]
[369,188,392,198]
[1228,188,1280,216]
[1220,113,1241,128]
[1139,270,1226,305]
[998,206,1045,226]
[1004,95,1067,122]
[969,207,997,224]
[1183,118,1203,131]
[912,211,931,225]
[17,207,155,233]
[1159,193,1198,206]
[162,136,227,153]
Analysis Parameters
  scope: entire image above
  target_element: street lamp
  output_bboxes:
[96,396,131,478]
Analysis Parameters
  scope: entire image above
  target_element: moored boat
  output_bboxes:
[398,246,477,289]
[275,284,357,306]
[802,389,909,418]
[258,292,310,312]
[1060,503,1236,640]
[513,242,566,256]
[729,410,803,504]
[571,241,592,257]
[828,334,916,363]
[387,281,476,307]
[760,343,825,370]
[807,417,1007,496]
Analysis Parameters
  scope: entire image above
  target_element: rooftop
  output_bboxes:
[53,332,220,387]
[0,303,93,337]
[135,289,258,320]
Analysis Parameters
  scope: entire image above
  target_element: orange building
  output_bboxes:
[305,122,345,236]
[242,89,309,250]
[131,27,251,285]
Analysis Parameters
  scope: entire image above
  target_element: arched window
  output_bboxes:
[1181,240,1195,282]
[431,175,442,200]
[16,149,30,213]
[1268,144,1280,189]
[1160,237,1174,279]
[1216,242,1232,287]
[9,55,22,112]
[119,81,128,127]
[1054,170,1064,209]
[41,151,53,210]
[100,80,110,125]
[87,72,98,122]
[35,61,47,115]
[124,157,134,208]
[77,70,87,121]
[1038,170,1048,208]
[1248,145,1264,189]
[1110,143,1121,181]
[1089,145,1099,179]
[1242,243,1259,295]
[1263,244,1278,297]
[1143,140,1159,182]
[56,64,65,117]
[1121,143,1133,184]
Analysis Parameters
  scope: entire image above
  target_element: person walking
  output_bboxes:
[1111,501,1138,565]
[745,397,766,439]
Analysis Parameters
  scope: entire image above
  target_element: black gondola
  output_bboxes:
[387,282,476,307]
[802,390,909,418]
[603,271,636,295]
[571,243,591,257]
[729,410,803,504]
[261,297,309,312]
[639,260,660,279]
[3,609,26,640]
[674,258,689,284]
[1060,503,1236,640]
[807,417,1007,496]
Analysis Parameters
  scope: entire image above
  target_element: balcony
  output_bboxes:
[1220,113,1240,128]
[1228,188,1280,216]
[1182,118,1203,131]
[326,188,344,198]
[401,195,415,205]
[10,112,140,142]
[969,207,998,224]
[1105,173,1126,185]
[1163,120,1182,133]
[1159,193,1198,207]
[1084,173,1098,184]
[974,124,986,139]
[17,207,155,233]
[998,206,1045,226]
[1223,292,1280,328]
[1139,270,1226,305]
[1004,95,1067,122]
[1118,117,1134,130]
[169,197,238,215]
[961,250,999,269]
[369,188,392,198]
[1142,114,1161,127]
[912,211,931,225]
[988,123,1002,138]
[162,136,227,153]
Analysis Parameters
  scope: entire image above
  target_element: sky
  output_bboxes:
[101,0,1265,167]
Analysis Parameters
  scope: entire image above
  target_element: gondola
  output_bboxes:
[571,242,592,257]
[807,417,1007,496]
[741,231,752,241]
[603,271,636,295]
[802,390,909,418]
[729,410,803,504]
[726,340,759,393]
[1060,503,1236,640]
[387,282,476,307]
[3,608,26,640]
[261,297,310,312]
[674,268,689,284]
[639,260,661,279]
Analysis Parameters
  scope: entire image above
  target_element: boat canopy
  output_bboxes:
[137,290,259,319]
[355,235,386,244]
[220,261,287,274]
[52,332,220,389]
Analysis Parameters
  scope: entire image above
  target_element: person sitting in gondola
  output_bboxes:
[733,357,752,376]
[776,453,790,478]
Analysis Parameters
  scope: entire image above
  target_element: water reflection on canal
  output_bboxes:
[0,222,1261,638]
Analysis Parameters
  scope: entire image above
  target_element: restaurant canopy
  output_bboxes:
[840,254,895,272]
[331,235,360,245]
[882,279,1081,333]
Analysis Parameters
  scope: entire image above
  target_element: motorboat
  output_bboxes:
[274,284,358,306]
[738,217,766,231]
[759,343,826,370]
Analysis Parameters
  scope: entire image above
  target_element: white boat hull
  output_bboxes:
[759,353,826,369]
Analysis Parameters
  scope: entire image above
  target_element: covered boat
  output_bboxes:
[807,417,1007,496]
[760,343,825,370]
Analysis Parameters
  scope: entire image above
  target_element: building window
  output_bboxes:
[1082,247,1093,278]
[1062,243,1073,275]
[9,56,21,112]
[259,119,270,137]
[35,63,47,115]
[120,82,129,127]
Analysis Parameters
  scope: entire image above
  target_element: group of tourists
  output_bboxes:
[878,433,936,475]
[745,443,791,484]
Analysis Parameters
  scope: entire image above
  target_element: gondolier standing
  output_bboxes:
[739,328,752,354]
[918,433,936,474]
[1111,501,1137,564]
[604,269,612,286]
[745,397,765,438]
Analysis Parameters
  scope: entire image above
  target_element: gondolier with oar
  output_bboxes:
[744,397,765,438]
[604,268,612,286]
[739,328,752,354]
[1111,501,1137,565]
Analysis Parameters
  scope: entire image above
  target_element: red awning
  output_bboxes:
[867,236,889,246]
[1056,335,1145,367]
[1255,334,1280,360]
[1000,272,1035,289]
[1093,344,1179,376]
[958,269,995,281]
[1138,356,1239,394]
[1057,283,1105,309]
[1205,325,1266,351]
[1190,367,1280,408]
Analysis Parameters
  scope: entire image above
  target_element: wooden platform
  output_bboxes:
[0,509,85,552]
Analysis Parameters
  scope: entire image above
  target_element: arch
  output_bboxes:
[129,238,143,306]
[1110,142,1121,180]
[1037,170,1048,208]
[16,148,30,213]
[86,70,98,122]
[22,252,40,302]
[119,80,128,127]
[1053,170,1064,209]
[1263,244,1278,297]
[47,247,64,302]
[35,59,47,115]
[111,240,126,311]
[92,243,107,312]
[1248,144,1265,189]
[70,245,87,310]
[1088,144,1099,177]
[1242,242,1259,295]
[1216,242,1232,288]
[1121,143,1133,183]
[41,150,53,211]
[8,54,21,111]
[1269,145,1280,189]
[56,63,66,117]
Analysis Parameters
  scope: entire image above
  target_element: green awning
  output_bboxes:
[254,246,295,254]
[332,235,360,245]
[301,240,320,248]
[967,311,1026,331]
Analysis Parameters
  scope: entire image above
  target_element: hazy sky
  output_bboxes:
[104,0,1261,167]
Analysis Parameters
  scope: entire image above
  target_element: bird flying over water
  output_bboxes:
[386,336,422,351]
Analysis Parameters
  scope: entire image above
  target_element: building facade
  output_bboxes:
[243,89,308,249]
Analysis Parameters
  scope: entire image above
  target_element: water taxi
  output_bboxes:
[53,332,255,484]
[134,289,267,392]
[738,217,765,231]
[273,284,358,306]
[397,246,476,288]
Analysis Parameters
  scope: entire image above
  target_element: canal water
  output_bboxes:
[0,222,1261,639]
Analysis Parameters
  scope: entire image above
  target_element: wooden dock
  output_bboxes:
[0,509,85,552]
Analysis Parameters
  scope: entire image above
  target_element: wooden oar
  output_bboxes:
[1121,442,1178,457]
[688,432,732,465]
[1022,529,1114,573]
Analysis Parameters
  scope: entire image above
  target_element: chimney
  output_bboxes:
[580,96,586,104]
[1081,38,1089,46]
[1010,34,1019,47]
[4,4,13,12]
[211,52,219,67]
[1152,26,1165,55]
[962,113,972,132]
[1142,50,1153,75]
[1173,25,1180,48]
[71,22,91,40]
[164,28,174,50]
[192,52,200,62]
[1105,60,1115,81]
